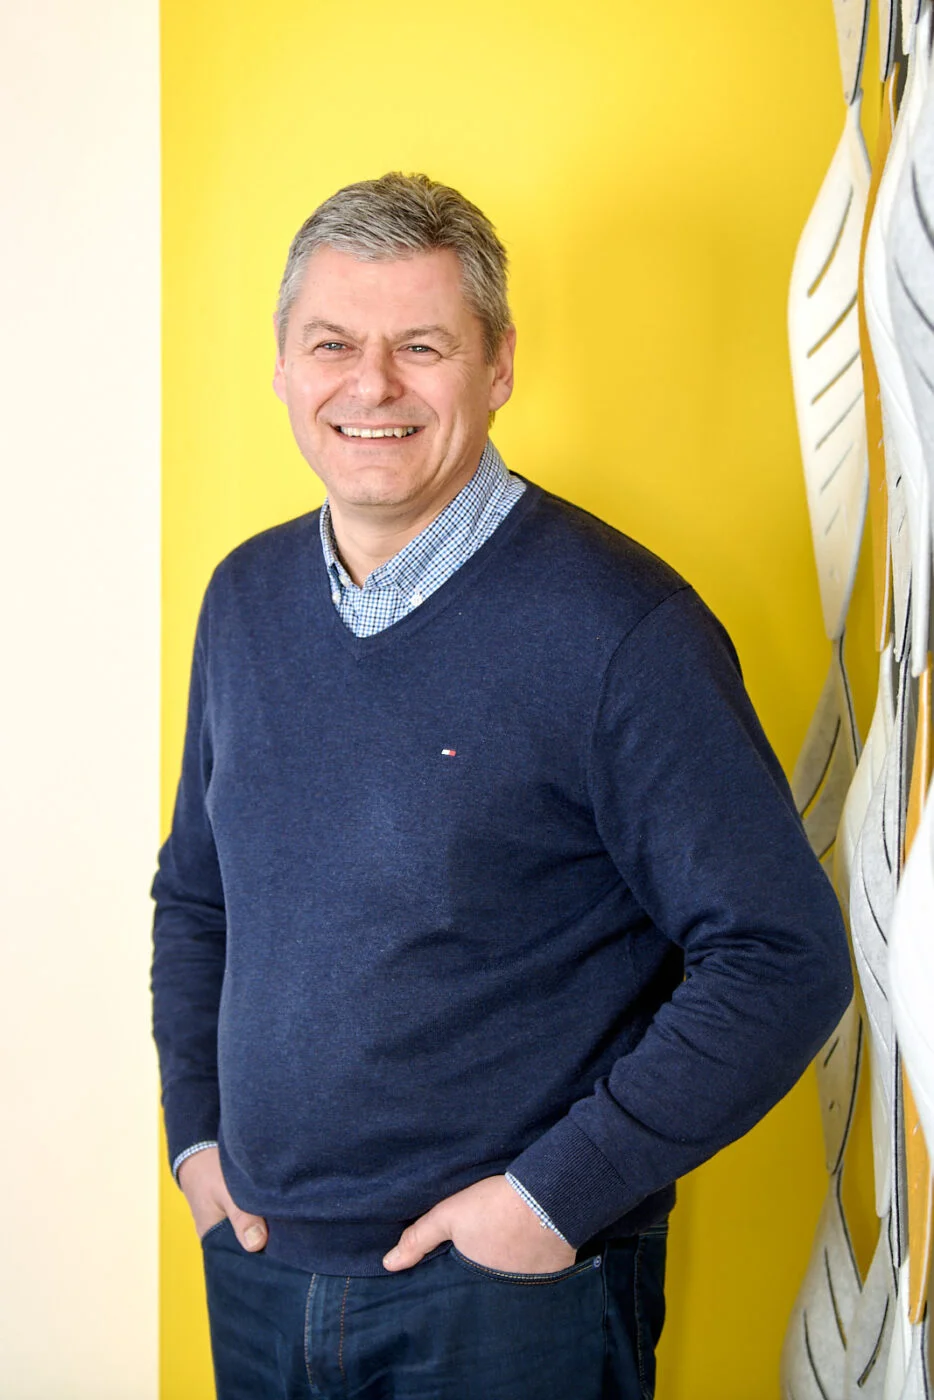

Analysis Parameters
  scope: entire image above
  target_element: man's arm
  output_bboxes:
[387,588,852,1268]
[151,608,225,1165]
[151,597,266,1250]
[511,588,852,1244]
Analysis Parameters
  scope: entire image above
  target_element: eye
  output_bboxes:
[404,344,439,356]
[316,341,347,352]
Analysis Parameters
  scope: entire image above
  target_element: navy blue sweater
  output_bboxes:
[151,482,852,1274]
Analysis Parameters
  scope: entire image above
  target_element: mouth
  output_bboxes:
[333,425,422,439]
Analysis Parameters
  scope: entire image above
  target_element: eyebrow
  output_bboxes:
[299,319,458,349]
[397,324,458,349]
[299,320,353,345]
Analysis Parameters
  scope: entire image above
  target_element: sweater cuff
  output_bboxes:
[162,1079,220,1172]
[507,1116,628,1248]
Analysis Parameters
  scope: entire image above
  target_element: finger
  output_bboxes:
[228,1206,268,1252]
[383,1211,448,1271]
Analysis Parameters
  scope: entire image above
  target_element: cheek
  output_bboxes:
[292,381,336,429]
[429,379,479,425]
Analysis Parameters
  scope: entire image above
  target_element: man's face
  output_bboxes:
[273,246,515,519]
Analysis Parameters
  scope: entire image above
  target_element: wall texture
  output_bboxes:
[160,3,875,1395]
[0,3,161,1397]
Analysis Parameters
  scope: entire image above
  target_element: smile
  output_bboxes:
[335,426,420,439]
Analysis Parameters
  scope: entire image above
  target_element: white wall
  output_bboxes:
[0,4,160,1396]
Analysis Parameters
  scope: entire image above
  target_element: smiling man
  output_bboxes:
[151,173,851,1400]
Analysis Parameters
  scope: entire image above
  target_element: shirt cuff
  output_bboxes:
[508,1116,627,1247]
[172,1140,218,1182]
[504,1171,570,1244]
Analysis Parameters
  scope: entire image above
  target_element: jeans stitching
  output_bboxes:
[600,1245,609,1377]
[338,1276,351,1385]
[634,1234,649,1399]
[303,1273,319,1394]
[449,1246,599,1285]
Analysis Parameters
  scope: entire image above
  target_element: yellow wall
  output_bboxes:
[161,3,878,1394]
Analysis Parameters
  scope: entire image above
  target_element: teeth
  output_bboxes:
[338,426,418,438]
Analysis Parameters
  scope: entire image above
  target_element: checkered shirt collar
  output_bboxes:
[319,440,512,597]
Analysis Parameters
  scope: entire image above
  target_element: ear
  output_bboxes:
[272,313,287,402]
[488,324,516,413]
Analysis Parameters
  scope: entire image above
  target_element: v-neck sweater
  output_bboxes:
[151,481,852,1275]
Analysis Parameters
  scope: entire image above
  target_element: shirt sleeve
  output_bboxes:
[172,1141,220,1182]
[151,593,227,1169]
[507,588,852,1247]
[504,1173,570,1243]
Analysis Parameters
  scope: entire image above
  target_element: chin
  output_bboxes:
[325,463,428,510]
[344,485,423,509]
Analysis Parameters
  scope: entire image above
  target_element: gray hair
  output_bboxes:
[276,172,511,362]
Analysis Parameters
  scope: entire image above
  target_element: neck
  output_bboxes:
[328,506,436,585]
[327,459,481,586]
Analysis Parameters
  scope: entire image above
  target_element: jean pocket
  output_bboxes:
[199,1217,232,1246]
[639,1223,669,1242]
[449,1246,602,1286]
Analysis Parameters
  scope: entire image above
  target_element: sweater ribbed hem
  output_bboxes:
[264,1217,451,1277]
[262,1192,675,1276]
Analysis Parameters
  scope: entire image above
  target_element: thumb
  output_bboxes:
[227,1204,268,1253]
[383,1210,447,1272]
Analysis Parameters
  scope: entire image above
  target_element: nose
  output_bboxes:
[352,342,403,406]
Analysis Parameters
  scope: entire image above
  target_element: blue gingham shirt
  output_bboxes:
[320,439,525,637]
[175,442,568,1244]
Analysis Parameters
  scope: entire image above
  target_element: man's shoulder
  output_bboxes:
[514,483,690,629]
[207,510,322,602]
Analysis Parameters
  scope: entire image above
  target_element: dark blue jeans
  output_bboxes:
[202,1218,667,1399]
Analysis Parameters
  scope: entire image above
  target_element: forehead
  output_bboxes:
[291,245,475,332]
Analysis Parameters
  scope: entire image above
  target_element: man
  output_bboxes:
[152,172,851,1399]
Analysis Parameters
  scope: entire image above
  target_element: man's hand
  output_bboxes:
[178,1146,268,1252]
[382,1176,576,1274]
